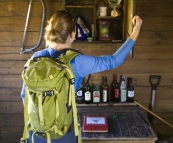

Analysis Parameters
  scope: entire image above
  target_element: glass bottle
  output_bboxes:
[111,74,120,102]
[102,76,109,103]
[83,79,91,104]
[76,89,83,104]
[120,75,127,102]
[127,77,134,102]
[92,84,100,104]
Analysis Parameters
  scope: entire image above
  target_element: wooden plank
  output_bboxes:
[134,102,173,113]
[0,81,23,88]
[136,0,173,17]
[0,114,23,127]
[0,54,31,61]
[0,31,46,46]
[0,75,23,81]
[0,67,24,74]
[0,42,120,55]
[154,118,173,125]
[134,46,173,60]
[0,88,22,102]
[0,73,173,86]
[0,45,173,60]
[0,102,23,114]
[0,118,23,143]
[1,45,173,60]
[135,87,173,100]
[136,7,173,17]
[89,73,173,86]
[0,53,31,60]
[136,31,173,46]
[0,2,62,17]
[0,46,35,54]
[0,139,21,143]
[0,128,23,140]
[153,125,173,140]
[0,60,26,67]
[0,17,42,32]
[0,73,173,88]
[139,17,173,31]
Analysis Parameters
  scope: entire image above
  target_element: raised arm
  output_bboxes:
[129,15,143,41]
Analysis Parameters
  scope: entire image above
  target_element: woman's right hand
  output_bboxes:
[130,15,143,41]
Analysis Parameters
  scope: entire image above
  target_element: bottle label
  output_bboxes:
[77,90,82,96]
[103,90,107,102]
[128,91,134,97]
[85,91,91,101]
[114,89,120,98]
[93,91,100,103]
[121,89,127,102]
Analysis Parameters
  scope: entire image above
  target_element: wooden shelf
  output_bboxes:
[73,39,123,43]
[97,16,123,19]
[77,102,137,107]
[66,5,94,8]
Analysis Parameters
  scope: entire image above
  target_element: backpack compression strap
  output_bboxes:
[66,67,81,143]
[20,89,29,143]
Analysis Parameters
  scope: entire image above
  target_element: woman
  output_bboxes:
[21,11,142,143]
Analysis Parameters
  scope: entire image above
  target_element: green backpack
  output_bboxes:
[20,49,82,143]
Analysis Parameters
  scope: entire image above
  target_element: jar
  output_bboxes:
[99,7,107,16]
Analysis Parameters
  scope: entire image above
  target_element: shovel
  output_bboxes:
[148,75,161,125]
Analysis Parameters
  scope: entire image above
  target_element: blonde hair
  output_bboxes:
[44,11,76,47]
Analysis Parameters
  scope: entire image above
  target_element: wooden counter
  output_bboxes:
[77,104,157,143]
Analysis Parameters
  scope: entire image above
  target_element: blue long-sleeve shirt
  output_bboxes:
[21,38,135,100]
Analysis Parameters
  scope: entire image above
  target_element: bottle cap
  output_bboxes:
[121,75,125,81]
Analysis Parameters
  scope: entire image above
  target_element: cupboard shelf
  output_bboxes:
[66,6,94,8]
[97,16,123,19]
[77,102,136,107]
[64,0,135,43]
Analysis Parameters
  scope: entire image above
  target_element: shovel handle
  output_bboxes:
[149,75,161,90]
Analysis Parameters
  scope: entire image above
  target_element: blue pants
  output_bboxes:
[28,130,77,143]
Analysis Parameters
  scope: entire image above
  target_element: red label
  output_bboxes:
[114,89,120,98]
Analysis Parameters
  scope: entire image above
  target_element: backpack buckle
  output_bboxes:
[20,139,27,143]
[70,78,75,84]
[36,132,46,137]
[44,91,54,96]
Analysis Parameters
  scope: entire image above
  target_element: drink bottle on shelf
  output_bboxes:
[127,77,134,102]
[111,74,120,102]
[120,75,127,102]
[92,84,100,104]
[83,79,92,104]
[101,76,109,103]
[76,78,85,104]
[76,89,83,104]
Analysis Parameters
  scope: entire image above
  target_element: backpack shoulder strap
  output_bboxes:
[52,48,82,64]
[63,49,81,63]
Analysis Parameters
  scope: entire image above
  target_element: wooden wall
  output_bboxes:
[0,0,173,142]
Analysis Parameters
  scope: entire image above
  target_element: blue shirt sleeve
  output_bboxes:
[72,38,135,77]
[21,83,26,103]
